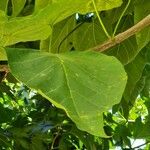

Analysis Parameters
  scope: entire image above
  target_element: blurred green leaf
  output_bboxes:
[0,0,8,13]
[0,103,15,123]
[11,0,26,17]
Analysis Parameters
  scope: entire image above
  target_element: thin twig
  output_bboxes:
[92,0,110,38]
[112,0,131,36]
[50,130,60,150]
[92,14,150,52]
[132,141,150,149]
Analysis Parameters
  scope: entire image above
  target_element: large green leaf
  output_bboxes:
[0,15,52,47]
[134,0,150,50]
[40,15,106,53]
[35,0,123,24]
[0,0,122,47]
[6,48,127,137]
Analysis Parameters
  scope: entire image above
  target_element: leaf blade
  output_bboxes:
[6,48,127,137]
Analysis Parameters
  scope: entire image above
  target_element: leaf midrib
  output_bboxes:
[57,56,81,118]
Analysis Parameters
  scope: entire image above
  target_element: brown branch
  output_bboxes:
[92,14,150,52]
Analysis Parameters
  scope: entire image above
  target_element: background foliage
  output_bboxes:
[0,0,150,149]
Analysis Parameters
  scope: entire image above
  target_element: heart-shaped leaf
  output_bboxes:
[6,48,127,137]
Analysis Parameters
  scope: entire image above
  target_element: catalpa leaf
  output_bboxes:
[0,15,52,47]
[6,48,127,137]
[0,0,122,46]
[37,0,123,24]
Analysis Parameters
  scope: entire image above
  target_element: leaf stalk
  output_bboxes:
[92,0,110,38]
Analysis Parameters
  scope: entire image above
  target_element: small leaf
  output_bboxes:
[6,48,127,137]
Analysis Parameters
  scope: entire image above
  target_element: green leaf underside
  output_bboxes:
[6,48,127,137]
[0,0,122,46]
